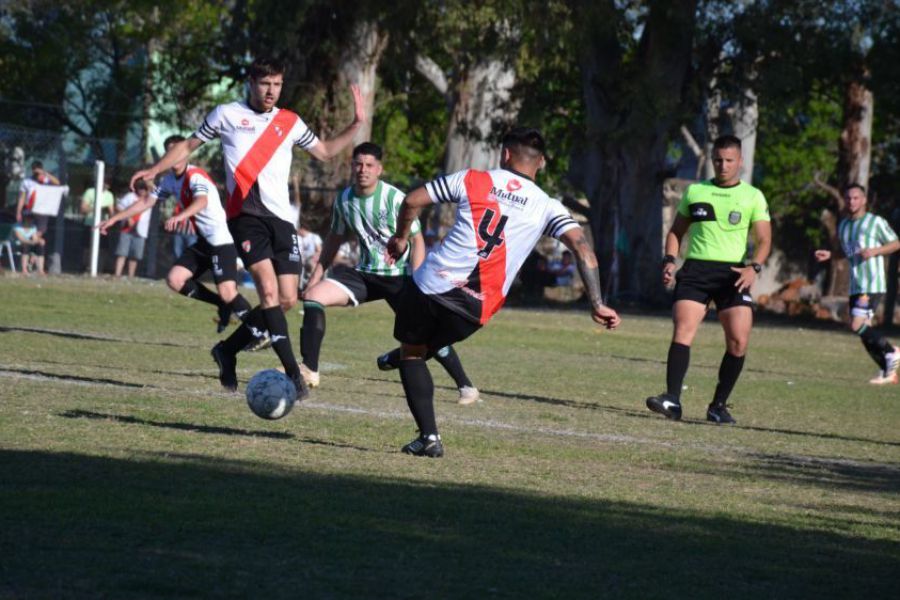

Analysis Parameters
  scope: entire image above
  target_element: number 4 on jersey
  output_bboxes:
[477,208,508,259]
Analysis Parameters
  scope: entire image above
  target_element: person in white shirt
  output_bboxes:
[108,181,153,278]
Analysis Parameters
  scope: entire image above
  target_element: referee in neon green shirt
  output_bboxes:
[646,135,772,424]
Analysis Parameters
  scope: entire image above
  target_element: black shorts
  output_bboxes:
[849,293,882,319]
[228,214,300,276]
[673,259,753,310]
[326,265,406,307]
[393,279,482,349]
[175,238,239,284]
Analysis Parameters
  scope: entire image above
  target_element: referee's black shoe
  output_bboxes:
[646,393,682,421]
[401,433,444,458]
[706,403,736,425]
[211,342,238,392]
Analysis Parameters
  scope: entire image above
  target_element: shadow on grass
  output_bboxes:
[0,325,186,348]
[742,453,900,494]
[59,409,295,440]
[1,367,147,389]
[0,450,896,599]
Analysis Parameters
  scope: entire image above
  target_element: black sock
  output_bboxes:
[856,325,894,370]
[300,301,326,371]
[228,294,253,322]
[399,359,437,436]
[666,342,690,399]
[179,279,225,307]
[712,352,745,406]
[433,345,472,388]
[221,306,267,354]
[262,306,300,379]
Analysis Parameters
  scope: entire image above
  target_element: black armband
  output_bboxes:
[662,254,676,266]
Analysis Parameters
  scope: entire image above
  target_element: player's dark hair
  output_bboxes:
[163,134,186,148]
[712,135,742,152]
[352,142,383,161]
[844,183,867,196]
[248,57,285,80]
[502,127,546,160]
[134,179,149,192]
[30,160,43,169]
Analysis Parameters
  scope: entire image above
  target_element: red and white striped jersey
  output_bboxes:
[192,101,320,224]
[153,165,232,246]
[415,168,579,324]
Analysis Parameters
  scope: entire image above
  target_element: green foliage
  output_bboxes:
[756,92,841,248]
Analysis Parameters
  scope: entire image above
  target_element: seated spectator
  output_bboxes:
[13,214,46,275]
[552,250,577,286]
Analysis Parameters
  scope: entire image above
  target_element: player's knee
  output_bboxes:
[727,338,748,356]
[217,283,238,303]
[166,273,186,292]
[280,296,297,312]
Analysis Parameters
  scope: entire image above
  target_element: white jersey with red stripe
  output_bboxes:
[153,165,232,246]
[192,101,320,224]
[19,175,52,211]
[416,168,579,324]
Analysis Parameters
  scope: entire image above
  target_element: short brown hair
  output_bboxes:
[248,57,285,80]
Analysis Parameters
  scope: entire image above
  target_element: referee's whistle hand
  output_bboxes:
[662,265,676,286]
[731,266,756,290]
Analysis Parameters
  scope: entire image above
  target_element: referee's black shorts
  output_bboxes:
[393,279,482,349]
[673,259,754,310]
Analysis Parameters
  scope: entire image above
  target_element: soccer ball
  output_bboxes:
[246,369,296,420]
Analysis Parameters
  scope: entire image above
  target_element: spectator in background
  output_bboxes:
[13,213,46,275]
[112,180,153,278]
[16,161,60,233]
[80,182,115,226]
[552,250,577,286]
[333,239,358,267]
[297,223,322,290]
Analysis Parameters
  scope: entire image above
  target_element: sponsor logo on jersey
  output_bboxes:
[728,210,742,225]
[437,269,485,301]
[242,240,252,253]
[489,185,528,209]
[692,207,708,217]
[506,179,522,192]
[236,117,256,133]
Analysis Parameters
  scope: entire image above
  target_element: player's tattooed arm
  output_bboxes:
[561,228,604,307]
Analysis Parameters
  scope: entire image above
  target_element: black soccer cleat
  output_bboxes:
[706,403,736,425]
[211,342,238,392]
[290,372,310,402]
[646,393,682,421]
[401,434,444,458]
[376,352,398,371]
[216,306,232,334]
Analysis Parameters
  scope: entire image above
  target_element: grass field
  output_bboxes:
[1,276,898,599]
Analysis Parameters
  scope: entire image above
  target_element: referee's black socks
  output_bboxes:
[712,352,745,407]
[666,342,691,399]
[399,358,438,437]
[300,301,326,372]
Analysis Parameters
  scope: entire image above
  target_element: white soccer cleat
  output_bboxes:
[458,386,480,405]
[868,370,898,385]
[885,347,900,377]
[299,362,320,388]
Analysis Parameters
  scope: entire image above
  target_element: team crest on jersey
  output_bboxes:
[728,210,742,225]
[275,125,283,137]
[242,240,252,253]
[506,179,522,193]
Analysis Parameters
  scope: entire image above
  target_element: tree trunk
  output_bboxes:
[300,21,387,201]
[575,0,697,302]
[838,77,873,189]
[731,88,758,183]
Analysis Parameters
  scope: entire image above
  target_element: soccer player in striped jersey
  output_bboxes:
[102,135,254,333]
[815,184,900,384]
[298,143,478,402]
[130,57,365,400]
[385,127,620,457]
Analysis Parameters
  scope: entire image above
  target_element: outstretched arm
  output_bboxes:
[96,197,157,235]
[559,227,620,330]
[165,195,207,232]
[129,138,203,190]
[306,85,366,161]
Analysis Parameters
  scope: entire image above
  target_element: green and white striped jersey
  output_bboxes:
[330,180,421,276]
[838,213,899,294]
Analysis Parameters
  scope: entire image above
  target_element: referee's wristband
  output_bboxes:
[750,262,762,273]
[662,254,676,266]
